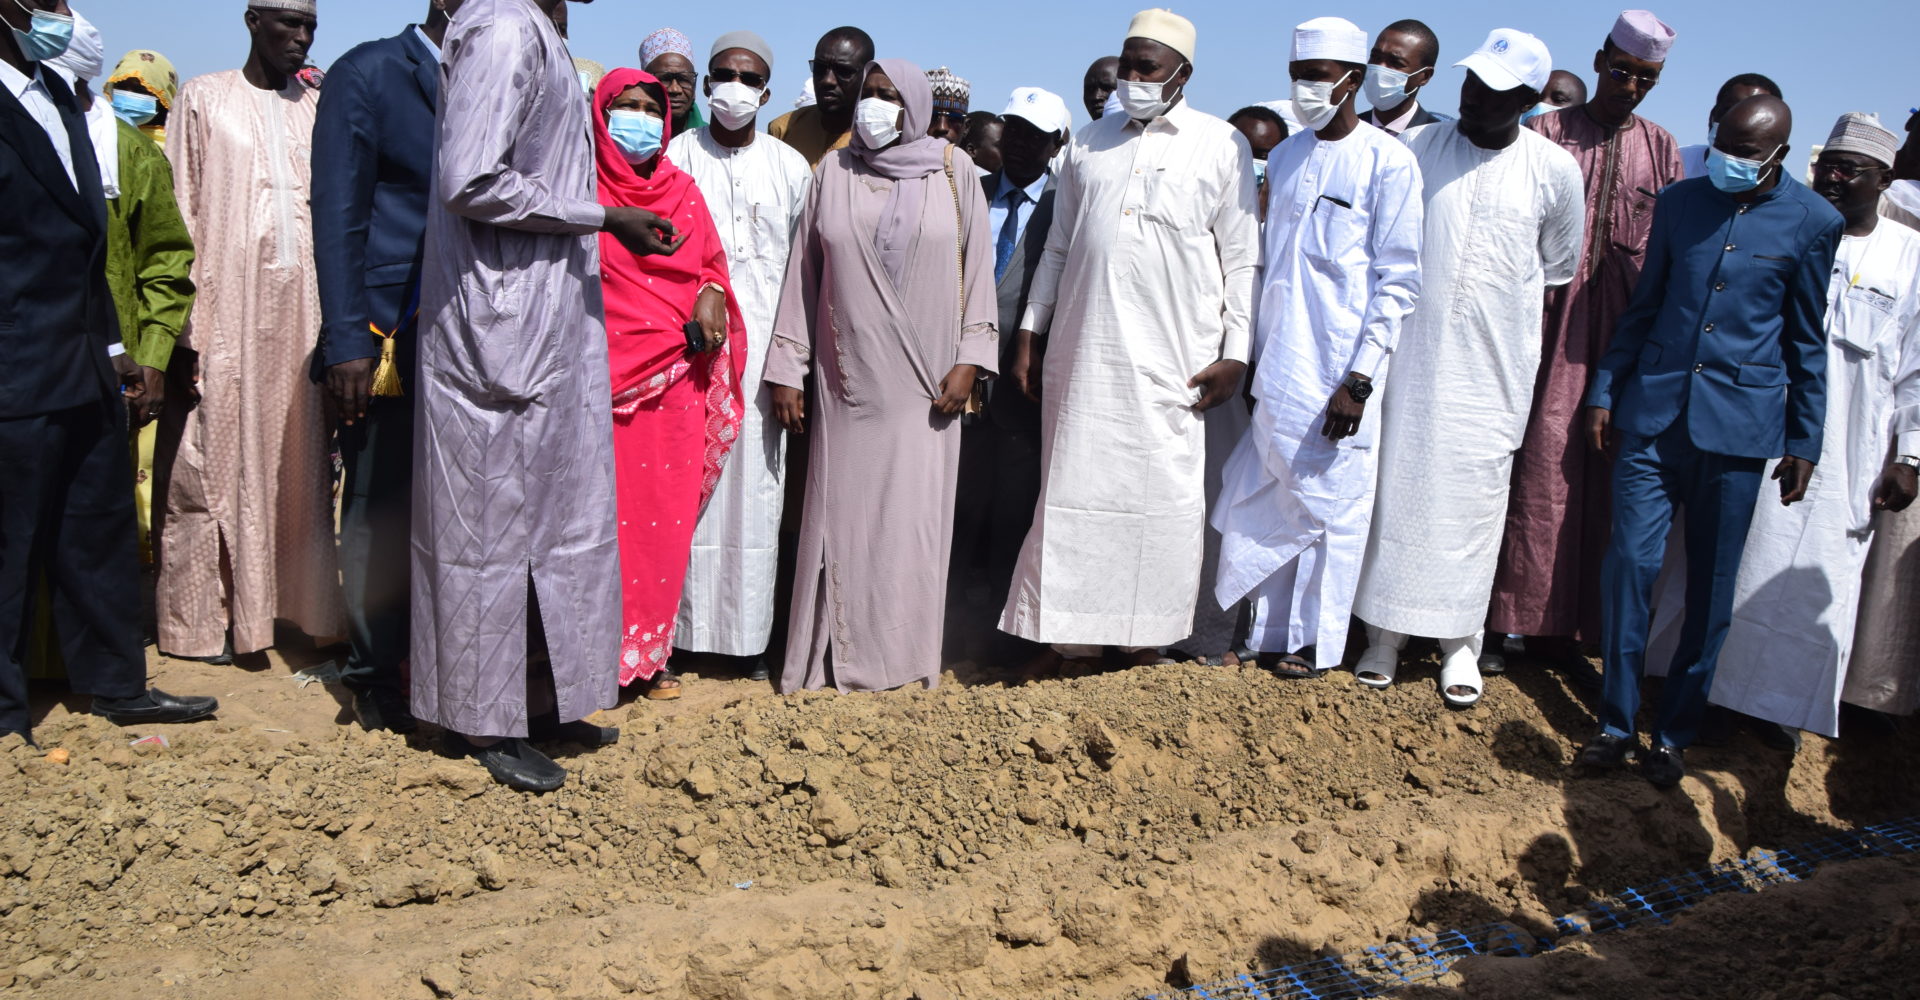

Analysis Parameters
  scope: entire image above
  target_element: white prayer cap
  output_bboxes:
[1609,10,1675,63]
[1824,112,1901,168]
[46,9,104,82]
[1454,28,1551,93]
[1126,9,1196,64]
[1290,17,1368,65]
[1003,87,1071,136]
[249,0,317,12]
[710,30,775,75]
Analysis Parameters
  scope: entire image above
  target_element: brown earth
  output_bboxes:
[3,642,1915,999]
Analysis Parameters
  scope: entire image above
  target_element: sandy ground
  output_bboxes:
[4,639,1915,999]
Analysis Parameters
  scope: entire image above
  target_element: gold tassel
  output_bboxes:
[370,333,403,398]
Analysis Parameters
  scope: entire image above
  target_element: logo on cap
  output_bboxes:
[1492,38,1509,53]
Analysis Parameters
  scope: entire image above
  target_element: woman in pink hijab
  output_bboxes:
[765,59,1000,693]
[591,68,747,699]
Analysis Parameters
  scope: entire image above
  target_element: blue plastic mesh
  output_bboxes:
[1145,816,1918,1000]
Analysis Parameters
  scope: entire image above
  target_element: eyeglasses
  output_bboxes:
[1605,64,1661,88]
[934,111,966,125]
[1813,159,1880,181]
[708,67,768,90]
[809,60,862,82]
[653,72,698,89]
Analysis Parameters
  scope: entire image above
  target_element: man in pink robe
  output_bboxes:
[1488,10,1683,655]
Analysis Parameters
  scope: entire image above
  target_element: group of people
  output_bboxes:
[5,0,1919,796]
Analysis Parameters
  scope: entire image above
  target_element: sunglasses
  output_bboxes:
[1813,159,1879,181]
[934,111,966,125]
[652,71,698,89]
[708,67,768,90]
[1605,64,1660,88]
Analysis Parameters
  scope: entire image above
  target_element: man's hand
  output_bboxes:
[693,286,727,354]
[1009,329,1041,402]
[772,385,806,435]
[121,365,165,427]
[328,357,375,426]
[1774,456,1816,505]
[1189,359,1247,412]
[934,364,979,417]
[1586,406,1615,459]
[1872,463,1919,512]
[604,206,684,257]
[1321,378,1367,440]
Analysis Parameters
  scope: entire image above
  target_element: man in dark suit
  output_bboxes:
[311,0,462,733]
[947,87,1067,665]
[1579,95,1841,788]
[1360,18,1447,135]
[0,0,216,743]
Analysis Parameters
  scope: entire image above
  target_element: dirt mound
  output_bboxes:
[4,649,1916,998]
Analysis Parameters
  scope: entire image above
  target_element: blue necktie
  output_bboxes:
[994,187,1025,283]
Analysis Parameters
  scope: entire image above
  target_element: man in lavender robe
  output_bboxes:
[413,0,681,792]
[1488,10,1683,663]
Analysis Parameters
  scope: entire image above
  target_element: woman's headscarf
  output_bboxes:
[105,49,179,146]
[848,59,954,289]
[590,67,746,509]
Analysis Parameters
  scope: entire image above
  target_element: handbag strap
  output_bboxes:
[943,144,963,313]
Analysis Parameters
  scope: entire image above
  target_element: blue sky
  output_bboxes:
[73,0,1913,158]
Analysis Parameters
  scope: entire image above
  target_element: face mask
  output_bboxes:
[607,110,664,164]
[578,71,595,94]
[8,0,74,63]
[1252,160,1267,185]
[1706,144,1781,194]
[708,81,763,131]
[1291,71,1354,132]
[854,97,903,149]
[1520,102,1554,123]
[1706,122,1719,149]
[1101,91,1124,119]
[1118,65,1186,121]
[111,90,159,126]
[1362,64,1415,111]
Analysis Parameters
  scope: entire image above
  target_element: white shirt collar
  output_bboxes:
[996,171,1049,204]
[412,25,441,63]
[0,59,46,100]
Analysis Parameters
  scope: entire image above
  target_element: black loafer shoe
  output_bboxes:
[747,657,772,683]
[91,687,219,726]
[444,734,566,792]
[1576,732,1634,771]
[350,686,419,734]
[1747,718,1802,753]
[528,718,619,747]
[1640,745,1686,789]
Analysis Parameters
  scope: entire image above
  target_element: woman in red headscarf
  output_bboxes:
[592,68,747,700]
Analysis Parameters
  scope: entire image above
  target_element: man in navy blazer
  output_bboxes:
[0,0,216,743]
[311,0,461,734]
[1578,95,1841,788]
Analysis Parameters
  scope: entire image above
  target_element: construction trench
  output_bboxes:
[4,646,1915,999]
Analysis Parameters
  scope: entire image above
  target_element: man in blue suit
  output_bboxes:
[311,0,462,733]
[1578,95,1842,788]
[1,0,217,743]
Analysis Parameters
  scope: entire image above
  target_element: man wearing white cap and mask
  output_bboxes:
[1211,15,1422,680]
[1000,9,1260,669]
[669,30,813,679]
[1489,11,1684,667]
[1639,113,1920,745]
[1351,29,1584,707]
[158,0,345,666]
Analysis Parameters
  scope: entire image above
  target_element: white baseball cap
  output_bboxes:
[1453,28,1552,93]
[1002,87,1072,136]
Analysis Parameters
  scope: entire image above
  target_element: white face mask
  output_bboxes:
[1362,64,1415,111]
[1118,64,1187,121]
[854,97,904,149]
[708,81,763,131]
[1291,70,1354,132]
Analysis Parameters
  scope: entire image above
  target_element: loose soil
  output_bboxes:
[4,644,1915,999]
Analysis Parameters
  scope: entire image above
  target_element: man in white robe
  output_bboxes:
[1351,30,1585,705]
[1647,114,1920,740]
[667,31,811,677]
[998,9,1259,663]
[1212,16,1422,677]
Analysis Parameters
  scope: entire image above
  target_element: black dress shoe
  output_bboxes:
[1746,718,1802,753]
[1576,732,1634,771]
[444,734,566,792]
[91,688,219,726]
[350,686,418,734]
[1640,745,1687,789]
[528,718,619,747]
[746,657,772,683]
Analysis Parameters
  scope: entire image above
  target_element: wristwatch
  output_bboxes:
[1342,372,1374,402]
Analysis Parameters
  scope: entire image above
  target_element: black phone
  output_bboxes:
[683,319,708,354]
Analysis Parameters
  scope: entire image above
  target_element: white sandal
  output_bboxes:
[1439,643,1483,709]
[1354,642,1399,689]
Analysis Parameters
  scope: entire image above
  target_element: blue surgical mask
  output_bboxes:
[8,0,74,63]
[1252,160,1267,185]
[1706,143,1781,194]
[111,90,159,126]
[1520,102,1554,123]
[1706,122,1719,149]
[607,110,664,164]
